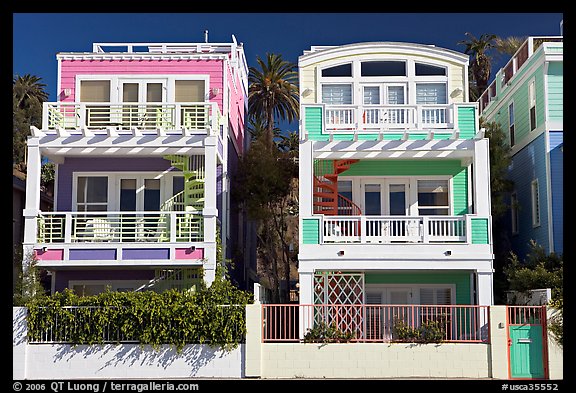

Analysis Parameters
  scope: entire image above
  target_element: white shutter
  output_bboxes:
[322,84,352,105]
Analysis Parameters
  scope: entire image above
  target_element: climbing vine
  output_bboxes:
[27,283,253,352]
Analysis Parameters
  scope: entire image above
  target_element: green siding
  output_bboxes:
[471,218,489,244]
[365,272,472,304]
[304,106,325,140]
[302,218,320,244]
[342,160,467,215]
[458,106,477,139]
[547,62,563,122]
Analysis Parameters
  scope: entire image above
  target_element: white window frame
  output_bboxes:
[320,83,354,105]
[528,78,537,132]
[75,75,210,103]
[508,101,515,147]
[362,83,407,105]
[72,171,184,212]
[416,177,452,216]
[531,179,540,228]
[364,283,456,305]
[511,191,519,235]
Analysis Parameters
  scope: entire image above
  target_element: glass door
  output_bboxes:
[118,176,162,241]
[119,80,165,129]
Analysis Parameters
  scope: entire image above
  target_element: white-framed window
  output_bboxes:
[531,179,540,227]
[76,176,109,212]
[419,287,452,305]
[69,280,149,296]
[509,102,515,147]
[511,191,519,235]
[417,179,450,215]
[362,84,406,105]
[529,79,537,131]
[416,83,447,105]
[322,84,352,105]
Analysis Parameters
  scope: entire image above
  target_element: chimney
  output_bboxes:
[204,30,209,43]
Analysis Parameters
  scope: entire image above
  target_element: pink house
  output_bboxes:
[24,39,252,295]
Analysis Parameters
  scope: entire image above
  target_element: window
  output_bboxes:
[387,86,405,105]
[175,80,205,102]
[80,80,110,102]
[416,83,447,104]
[361,61,406,76]
[415,63,447,76]
[419,287,452,305]
[73,284,106,297]
[321,63,352,77]
[509,102,515,147]
[337,180,353,201]
[76,176,108,211]
[529,80,536,131]
[531,180,540,227]
[511,192,519,234]
[363,86,380,105]
[417,180,449,215]
[322,84,352,105]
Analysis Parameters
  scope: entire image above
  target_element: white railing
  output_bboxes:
[37,211,203,243]
[41,101,220,134]
[321,215,467,244]
[324,104,452,131]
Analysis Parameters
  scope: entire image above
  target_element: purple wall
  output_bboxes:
[69,249,116,260]
[56,157,174,211]
[54,269,155,293]
[122,248,170,260]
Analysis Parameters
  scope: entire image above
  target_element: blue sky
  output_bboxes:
[13,13,563,132]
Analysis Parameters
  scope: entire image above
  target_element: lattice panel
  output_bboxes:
[314,272,364,304]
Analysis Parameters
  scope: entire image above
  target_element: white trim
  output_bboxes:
[364,283,457,305]
[57,57,62,101]
[53,163,59,210]
[528,77,537,132]
[57,53,229,61]
[508,100,515,147]
[544,132,554,252]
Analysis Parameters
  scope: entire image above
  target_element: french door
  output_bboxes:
[119,79,166,129]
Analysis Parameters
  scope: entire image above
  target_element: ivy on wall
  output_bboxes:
[27,278,253,352]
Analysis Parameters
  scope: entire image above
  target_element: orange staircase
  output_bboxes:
[313,160,362,216]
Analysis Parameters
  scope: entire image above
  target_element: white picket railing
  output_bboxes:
[324,104,452,131]
[37,211,203,243]
[321,215,467,244]
[41,101,220,133]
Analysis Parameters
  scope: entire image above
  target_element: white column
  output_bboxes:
[22,139,42,270]
[298,270,314,339]
[476,271,493,306]
[473,138,491,217]
[13,307,28,380]
[203,136,218,286]
[299,140,313,217]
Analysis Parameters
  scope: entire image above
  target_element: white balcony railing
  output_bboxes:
[37,211,203,243]
[324,104,452,131]
[41,102,221,134]
[321,215,467,244]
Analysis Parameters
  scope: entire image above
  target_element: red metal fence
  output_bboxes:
[262,304,490,343]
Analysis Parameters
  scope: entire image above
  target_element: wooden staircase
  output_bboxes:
[313,160,362,216]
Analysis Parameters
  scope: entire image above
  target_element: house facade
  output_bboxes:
[479,36,563,260]
[22,39,251,294]
[297,42,494,319]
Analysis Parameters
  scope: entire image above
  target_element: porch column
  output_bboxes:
[299,140,313,217]
[473,138,491,216]
[22,138,42,270]
[203,136,218,286]
[476,271,493,306]
[298,270,314,339]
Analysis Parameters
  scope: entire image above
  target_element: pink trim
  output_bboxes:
[175,248,204,259]
[35,249,64,261]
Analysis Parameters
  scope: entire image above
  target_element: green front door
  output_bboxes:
[509,325,545,379]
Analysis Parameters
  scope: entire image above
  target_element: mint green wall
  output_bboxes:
[458,106,476,139]
[302,219,320,244]
[304,106,323,140]
[547,62,563,122]
[364,271,472,304]
[471,218,489,244]
[342,159,468,215]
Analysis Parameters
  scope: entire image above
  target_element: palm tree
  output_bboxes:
[494,36,526,57]
[13,74,49,110]
[459,33,496,96]
[278,130,299,155]
[247,115,281,143]
[248,53,299,149]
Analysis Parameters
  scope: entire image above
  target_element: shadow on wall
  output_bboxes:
[52,343,232,377]
[13,308,27,347]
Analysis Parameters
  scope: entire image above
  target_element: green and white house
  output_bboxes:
[479,36,563,260]
[297,42,494,331]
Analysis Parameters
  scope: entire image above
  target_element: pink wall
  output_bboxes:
[174,248,205,260]
[225,62,246,154]
[35,249,64,261]
[60,59,224,111]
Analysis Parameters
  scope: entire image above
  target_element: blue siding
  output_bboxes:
[549,131,563,254]
[508,133,549,259]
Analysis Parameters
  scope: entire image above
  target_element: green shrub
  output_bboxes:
[393,319,445,343]
[303,321,355,343]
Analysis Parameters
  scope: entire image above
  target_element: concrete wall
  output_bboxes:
[261,343,490,379]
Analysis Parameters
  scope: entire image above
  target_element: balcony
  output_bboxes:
[303,215,490,245]
[324,104,455,132]
[37,211,203,243]
[39,101,221,135]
